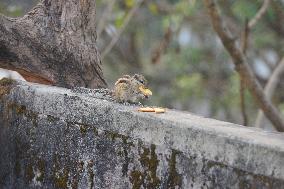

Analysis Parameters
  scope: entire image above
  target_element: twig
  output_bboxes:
[240,77,248,126]
[248,0,271,29]
[240,19,249,126]
[151,27,172,64]
[241,0,271,54]
[203,0,284,131]
[241,19,249,54]
[97,0,116,40]
[239,1,271,126]
[255,57,284,128]
[101,0,143,60]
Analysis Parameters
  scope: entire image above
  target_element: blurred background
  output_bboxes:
[0,0,283,130]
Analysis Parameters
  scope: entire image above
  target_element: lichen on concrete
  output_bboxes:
[7,102,38,126]
[138,144,161,188]
[1,81,284,188]
[130,170,144,189]
[0,78,16,98]
[87,160,95,189]
[25,163,35,183]
[167,149,182,188]
[52,153,70,189]
[47,115,60,123]
[35,159,45,182]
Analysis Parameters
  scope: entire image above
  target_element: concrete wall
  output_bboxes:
[1,79,284,189]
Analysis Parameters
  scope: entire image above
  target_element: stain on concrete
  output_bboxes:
[1,82,284,188]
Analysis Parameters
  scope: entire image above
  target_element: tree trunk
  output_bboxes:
[0,0,107,88]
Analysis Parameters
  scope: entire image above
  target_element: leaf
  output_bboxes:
[232,1,258,20]
[176,1,197,16]
[114,11,126,28]
[176,73,203,98]
[279,103,284,115]
[148,3,158,15]
[162,16,171,29]
[124,0,135,8]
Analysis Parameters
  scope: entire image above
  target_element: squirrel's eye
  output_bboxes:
[140,80,144,84]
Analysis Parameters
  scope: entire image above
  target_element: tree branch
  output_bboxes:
[255,57,284,128]
[241,0,271,54]
[0,0,107,88]
[96,0,116,40]
[151,27,172,64]
[240,19,249,126]
[240,77,248,126]
[241,19,249,54]
[248,0,271,29]
[100,0,143,60]
[239,0,271,126]
[203,0,284,131]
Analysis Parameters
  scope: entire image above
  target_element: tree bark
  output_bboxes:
[0,0,107,88]
[255,57,284,128]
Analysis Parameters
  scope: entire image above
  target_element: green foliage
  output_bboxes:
[254,31,276,48]
[279,103,284,115]
[175,73,203,100]
[176,0,198,16]
[162,16,171,29]
[232,1,258,20]
[148,3,158,15]
[0,3,23,17]
[223,73,240,107]
[266,7,276,20]
[115,11,126,28]
[124,0,135,8]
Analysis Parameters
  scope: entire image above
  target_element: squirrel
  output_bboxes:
[113,74,152,103]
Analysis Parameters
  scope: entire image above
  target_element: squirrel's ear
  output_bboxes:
[133,74,140,80]
[122,75,131,79]
[115,78,129,86]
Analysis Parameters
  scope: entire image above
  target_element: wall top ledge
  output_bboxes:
[4,80,284,179]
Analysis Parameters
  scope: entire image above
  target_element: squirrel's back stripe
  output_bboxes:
[115,78,129,86]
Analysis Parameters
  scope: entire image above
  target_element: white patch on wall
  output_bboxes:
[32,168,43,187]
[0,68,26,81]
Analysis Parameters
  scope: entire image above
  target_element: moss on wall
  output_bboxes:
[87,160,95,189]
[25,164,34,183]
[36,159,45,182]
[47,115,60,123]
[2,93,284,189]
[7,103,38,126]
[167,150,182,188]
[14,159,21,177]
[0,78,15,98]
[130,144,161,189]
[52,153,69,189]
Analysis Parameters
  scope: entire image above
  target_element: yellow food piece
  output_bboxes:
[139,86,152,96]
[154,108,166,113]
[138,107,155,112]
[138,107,166,113]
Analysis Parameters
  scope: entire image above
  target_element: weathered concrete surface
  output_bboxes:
[1,80,284,189]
